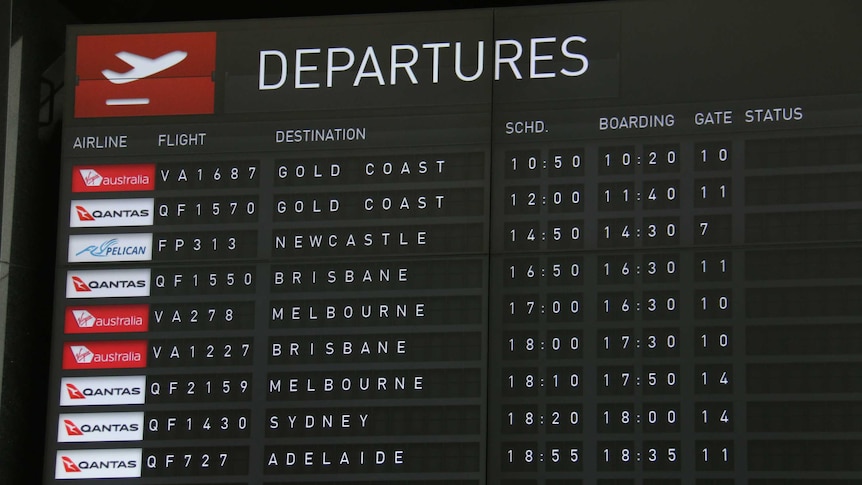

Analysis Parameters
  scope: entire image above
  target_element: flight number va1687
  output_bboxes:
[157,162,259,189]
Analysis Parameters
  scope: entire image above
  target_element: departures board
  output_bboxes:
[44,1,862,483]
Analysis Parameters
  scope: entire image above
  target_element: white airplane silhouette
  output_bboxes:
[102,50,188,84]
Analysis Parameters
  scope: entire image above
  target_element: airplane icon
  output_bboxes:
[102,51,188,84]
[74,32,216,117]
[101,51,187,106]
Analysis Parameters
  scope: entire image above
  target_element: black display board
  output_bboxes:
[46,1,862,483]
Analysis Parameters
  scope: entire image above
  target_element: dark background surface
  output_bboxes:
[6,0,859,483]
[55,0,577,22]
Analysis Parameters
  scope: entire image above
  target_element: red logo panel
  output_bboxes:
[62,341,147,370]
[65,384,86,400]
[63,420,85,436]
[72,164,155,193]
[64,305,149,334]
[75,32,216,118]
[61,456,81,473]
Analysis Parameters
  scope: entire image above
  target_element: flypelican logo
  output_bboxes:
[76,237,120,256]
[68,233,153,262]
[74,32,216,118]
[73,164,155,193]
[55,449,142,479]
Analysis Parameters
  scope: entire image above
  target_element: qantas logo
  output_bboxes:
[66,269,151,299]
[55,449,142,479]
[61,455,82,473]
[71,278,146,290]
[75,206,96,221]
[73,164,155,193]
[70,277,146,291]
[70,198,154,228]
[75,32,216,118]
[63,419,84,436]
[60,376,146,406]
[62,340,147,370]
[71,276,91,292]
[65,384,86,400]
[59,412,144,442]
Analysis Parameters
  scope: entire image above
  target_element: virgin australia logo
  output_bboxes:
[79,169,104,187]
[71,345,95,364]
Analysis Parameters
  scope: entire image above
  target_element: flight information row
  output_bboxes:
[69,152,485,194]
[71,135,862,195]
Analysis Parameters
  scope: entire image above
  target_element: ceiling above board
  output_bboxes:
[56,0,586,23]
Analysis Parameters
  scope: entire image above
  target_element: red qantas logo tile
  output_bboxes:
[65,304,149,334]
[73,164,155,193]
[75,32,216,118]
[65,384,87,400]
[63,420,85,436]
[61,456,82,473]
[71,276,92,291]
[62,341,147,370]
